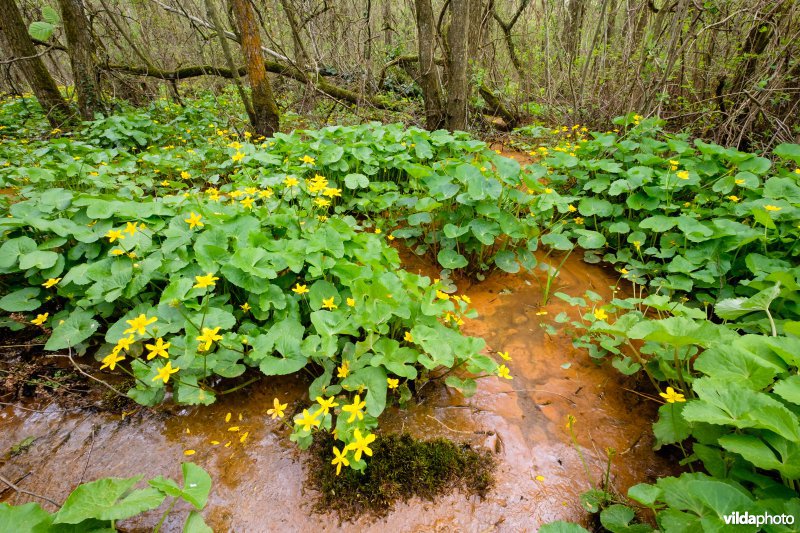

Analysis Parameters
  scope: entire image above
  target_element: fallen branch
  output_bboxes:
[108,62,402,111]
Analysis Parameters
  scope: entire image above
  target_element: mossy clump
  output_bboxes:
[307,432,495,520]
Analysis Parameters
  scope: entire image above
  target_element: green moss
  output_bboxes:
[307,432,494,520]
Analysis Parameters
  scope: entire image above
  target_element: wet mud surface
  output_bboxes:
[1,251,675,532]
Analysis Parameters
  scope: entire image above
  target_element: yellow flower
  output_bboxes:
[347,429,376,462]
[374,227,381,234]
[124,221,138,236]
[574,217,584,225]
[259,188,274,199]
[436,290,450,300]
[765,205,782,212]
[196,326,223,351]
[115,335,135,352]
[346,297,355,307]
[594,308,608,321]
[183,450,195,456]
[180,171,191,179]
[295,408,321,432]
[152,361,180,383]
[300,155,315,165]
[184,212,204,229]
[498,351,512,361]
[292,283,309,295]
[268,398,288,419]
[194,273,219,289]
[728,195,740,202]
[403,331,414,343]
[387,377,399,389]
[337,361,350,378]
[461,295,471,304]
[331,446,350,475]
[567,205,577,212]
[632,240,641,250]
[544,188,554,194]
[735,179,745,185]
[342,394,366,423]
[240,197,255,209]
[323,187,342,198]
[497,364,513,379]
[321,296,338,310]
[42,277,61,288]
[100,352,125,371]
[314,198,330,207]
[106,229,125,243]
[124,314,157,335]
[145,337,170,360]
[31,312,49,326]
[316,396,339,415]
[231,151,245,162]
[676,170,689,180]
[111,248,125,256]
[620,268,629,275]
[659,386,686,403]
[240,302,251,312]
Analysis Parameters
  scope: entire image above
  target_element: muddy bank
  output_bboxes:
[1,252,674,531]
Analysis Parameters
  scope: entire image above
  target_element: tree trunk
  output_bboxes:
[57,0,103,119]
[414,0,445,129]
[278,0,310,66]
[446,0,470,131]
[563,0,585,59]
[0,0,73,126]
[230,0,280,136]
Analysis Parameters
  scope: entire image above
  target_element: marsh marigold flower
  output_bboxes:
[152,361,180,383]
[196,326,223,351]
[106,229,124,243]
[342,394,366,423]
[347,429,376,461]
[185,212,204,229]
[268,398,287,419]
[331,446,349,475]
[292,283,309,295]
[100,352,125,371]
[124,314,157,336]
[194,273,219,289]
[145,337,170,360]
[659,386,686,403]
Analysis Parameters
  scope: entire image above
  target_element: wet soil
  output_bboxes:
[0,251,675,532]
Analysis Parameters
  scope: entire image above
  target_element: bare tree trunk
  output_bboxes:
[446,0,470,130]
[230,0,280,136]
[414,0,445,129]
[492,0,530,80]
[382,0,392,48]
[563,0,585,59]
[0,0,73,126]
[278,0,310,66]
[57,0,103,119]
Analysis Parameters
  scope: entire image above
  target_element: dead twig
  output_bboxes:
[0,472,60,507]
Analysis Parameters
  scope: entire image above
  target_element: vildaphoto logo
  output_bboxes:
[723,511,795,526]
